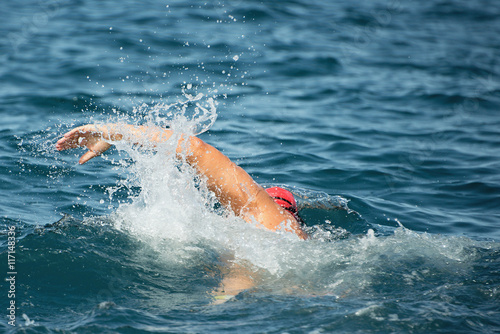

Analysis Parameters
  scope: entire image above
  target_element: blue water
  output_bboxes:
[1,0,500,332]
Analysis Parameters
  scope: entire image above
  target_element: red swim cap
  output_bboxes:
[265,187,298,216]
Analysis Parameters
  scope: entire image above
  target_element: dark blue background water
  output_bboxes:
[1,0,500,333]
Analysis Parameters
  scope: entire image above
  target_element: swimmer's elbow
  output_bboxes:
[185,136,206,157]
[177,136,212,164]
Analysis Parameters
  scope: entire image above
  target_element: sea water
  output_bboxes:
[1,0,500,333]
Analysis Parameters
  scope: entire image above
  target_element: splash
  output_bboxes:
[101,92,279,272]
[104,93,315,276]
[108,90,220,243]
[110,85,218,137]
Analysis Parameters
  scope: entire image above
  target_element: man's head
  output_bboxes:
[265,186,302,223]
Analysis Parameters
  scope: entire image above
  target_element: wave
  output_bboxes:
[3,209,499,332]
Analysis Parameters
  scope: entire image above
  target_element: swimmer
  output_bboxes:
[55,124,308,240]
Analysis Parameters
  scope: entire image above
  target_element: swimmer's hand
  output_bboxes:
[56,124,114,164]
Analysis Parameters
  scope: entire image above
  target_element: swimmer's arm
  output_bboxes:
[55,124,175,164]
[211,262,256,305]
[56,124,307,239]
[184,137,308,239]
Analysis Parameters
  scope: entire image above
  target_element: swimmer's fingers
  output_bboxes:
[79,141,113,164]
[56,125,113,164]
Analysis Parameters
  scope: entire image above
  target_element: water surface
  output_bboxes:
[1,0,499,332]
